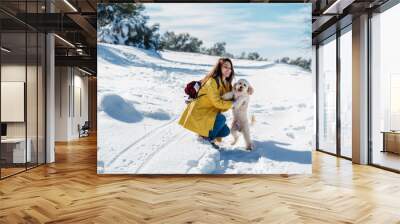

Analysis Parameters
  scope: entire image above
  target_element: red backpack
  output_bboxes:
[184,81,202,99]
[184,77,220,104]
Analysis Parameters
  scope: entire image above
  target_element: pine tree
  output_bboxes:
[247,52,260,60]
[207,42,226,56]
[98,3,161,50]
[160,32,203,53]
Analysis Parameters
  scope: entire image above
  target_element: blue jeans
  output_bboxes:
[208,113,230,141]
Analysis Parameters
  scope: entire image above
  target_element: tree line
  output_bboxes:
[275,57,311,71]
[98,3,311,71]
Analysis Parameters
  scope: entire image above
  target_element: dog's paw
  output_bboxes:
[246,143,254,151]
[231,139,238,145]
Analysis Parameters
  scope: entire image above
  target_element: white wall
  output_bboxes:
[55,66,69,141]
[1,63,46,164]
[73,72,89,137]
[55,66,89,141]
[1,65,32,138]
[1,82,25,122]
[1,65,26,133]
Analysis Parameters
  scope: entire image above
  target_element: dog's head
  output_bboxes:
[233,79,254,96]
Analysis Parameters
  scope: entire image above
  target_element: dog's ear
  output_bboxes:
[248,85,254,95]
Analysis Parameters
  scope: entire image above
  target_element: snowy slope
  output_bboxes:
[97,42,313,174]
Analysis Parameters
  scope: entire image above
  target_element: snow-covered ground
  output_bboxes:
[97,42,313,174]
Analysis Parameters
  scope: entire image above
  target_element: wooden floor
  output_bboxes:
[1,135,400,224]
[1,163,44,178]
[1,167,26,178]
[373,150,400,171]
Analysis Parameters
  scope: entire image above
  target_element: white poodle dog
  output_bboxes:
[222,79,255,150]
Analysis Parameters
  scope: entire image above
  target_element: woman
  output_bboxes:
[179,58,235,149]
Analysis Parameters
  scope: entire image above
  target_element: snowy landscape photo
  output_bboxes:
[97,3,313,174]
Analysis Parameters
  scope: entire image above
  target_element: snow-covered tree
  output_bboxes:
[207,42,226,56]
[289,57,311,71]
[280,57,290,64]
[239,52,247,59]
[277,57,311,71]
[160,31,203,53]
[97,3,161,50]
[247,52,260,60]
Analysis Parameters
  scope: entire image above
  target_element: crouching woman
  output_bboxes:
[178,58,235,149]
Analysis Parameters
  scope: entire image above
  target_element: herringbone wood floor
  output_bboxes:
[1,134,400,224]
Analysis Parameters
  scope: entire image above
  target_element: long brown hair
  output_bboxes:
[201,58,235,90]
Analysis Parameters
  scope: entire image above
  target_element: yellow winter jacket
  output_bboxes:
[178,77,233,137]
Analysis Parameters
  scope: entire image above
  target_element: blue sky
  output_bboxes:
[145,3,311,60]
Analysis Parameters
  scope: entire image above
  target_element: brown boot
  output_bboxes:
[215,137,222,143]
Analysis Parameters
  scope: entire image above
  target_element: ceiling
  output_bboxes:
[311,0,390,43]
[0,0,97,74]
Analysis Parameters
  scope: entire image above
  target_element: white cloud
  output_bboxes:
[145,3,311,59]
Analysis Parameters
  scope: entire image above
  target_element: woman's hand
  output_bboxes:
[206,80,233,110]
[221,91,234,101]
